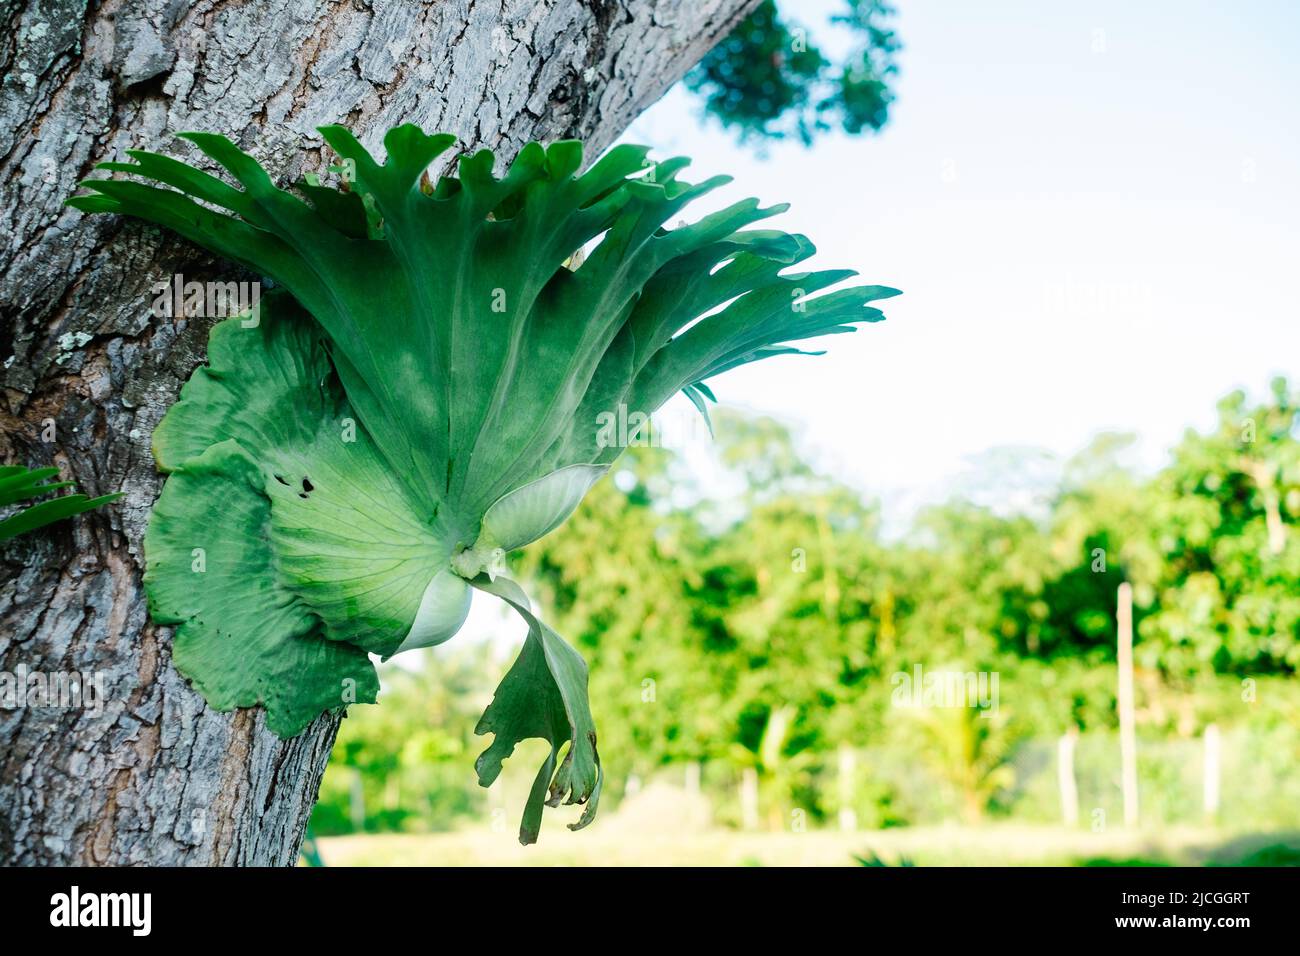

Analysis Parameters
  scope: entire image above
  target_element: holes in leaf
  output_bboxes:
[274,474,289,485]
[298,476,314,499]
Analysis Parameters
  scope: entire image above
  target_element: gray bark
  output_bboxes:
[0,0,756,866]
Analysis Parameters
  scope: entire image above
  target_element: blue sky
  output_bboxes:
[617,0,1300,521]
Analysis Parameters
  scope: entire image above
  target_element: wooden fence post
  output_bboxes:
[838,744,858,832]
[740,767,760,831]
[1117,582,1139,827]
[1058,728,1079,827]
[685,761,701,795]
[1203,723,1221,822]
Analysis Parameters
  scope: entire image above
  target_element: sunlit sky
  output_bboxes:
[618,0,1300,522]
[456,0,1300,645]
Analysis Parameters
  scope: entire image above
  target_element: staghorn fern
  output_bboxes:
[69,125,898,842]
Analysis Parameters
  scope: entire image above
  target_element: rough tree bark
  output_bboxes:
[0,0,757,866]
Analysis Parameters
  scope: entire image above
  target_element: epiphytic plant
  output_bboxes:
[69,125,898,842]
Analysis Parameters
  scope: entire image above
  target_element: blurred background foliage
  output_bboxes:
[685,0,901,146]
[313,378,1300,848]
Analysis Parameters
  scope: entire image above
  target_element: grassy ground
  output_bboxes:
[313,824,1300,867]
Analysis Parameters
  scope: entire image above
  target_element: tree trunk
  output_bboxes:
[0,0,756,866]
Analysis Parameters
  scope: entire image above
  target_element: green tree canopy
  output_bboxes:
[688,0,902,147]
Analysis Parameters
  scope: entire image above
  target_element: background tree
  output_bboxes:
[0,0,764,867]
[685,0,902,145]
[1139,379,1300,675]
